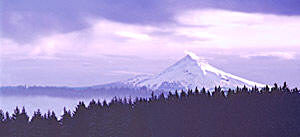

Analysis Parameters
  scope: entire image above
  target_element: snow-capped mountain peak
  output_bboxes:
[96,51,265,91]
[127,52,264,91]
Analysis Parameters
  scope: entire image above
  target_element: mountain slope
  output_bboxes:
[97,52,265,91]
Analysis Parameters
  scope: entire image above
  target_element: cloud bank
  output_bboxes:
[241,52,297,60]
[2,9,299,61]
[3,0,300,43]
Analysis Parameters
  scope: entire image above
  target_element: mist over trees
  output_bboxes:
[0,86,151,98]
[0,83,300,137]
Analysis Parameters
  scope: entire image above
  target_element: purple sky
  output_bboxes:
[1,0,300,87]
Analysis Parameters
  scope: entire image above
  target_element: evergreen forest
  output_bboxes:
[0,82,300,137]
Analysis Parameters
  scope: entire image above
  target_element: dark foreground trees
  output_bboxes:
[0,83,300,137]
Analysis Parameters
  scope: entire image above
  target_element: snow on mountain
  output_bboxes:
[91,74,153,89]
[96,52,265,91]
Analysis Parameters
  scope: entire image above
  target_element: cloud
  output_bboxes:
[1,19,167,60]
[3,0,300,43]
[175,9,300,49]
[241,52,297,60]
[176,9,263,26]
[1,9,300,61]
[115,31,151,41]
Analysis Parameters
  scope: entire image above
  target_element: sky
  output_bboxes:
[1,0,300,87]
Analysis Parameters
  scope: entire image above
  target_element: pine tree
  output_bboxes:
[60,108,72,137]
[87,100,99,137]
[11,107,29,137]
[201,87,206,94]
[283,81,290,92]
[188,89,193,96]
[45,111,60,137]
[30,109,46,137]
[195,87,199,95]
[180,90,187,98]
[2,112,11,137]
[72,102,88,137]
[0,110,5,137]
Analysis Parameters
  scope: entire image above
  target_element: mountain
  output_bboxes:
[91,74,153,89]
[95,52,265,91]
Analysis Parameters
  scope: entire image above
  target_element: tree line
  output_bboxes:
[0,82,300,137]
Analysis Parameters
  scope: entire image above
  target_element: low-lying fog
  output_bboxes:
[0,96,113,118]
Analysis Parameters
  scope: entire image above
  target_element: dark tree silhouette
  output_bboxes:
[1,83,300,137]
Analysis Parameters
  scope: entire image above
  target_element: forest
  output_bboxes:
[0,82,299,137]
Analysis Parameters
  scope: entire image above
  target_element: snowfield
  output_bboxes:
[97,51,265,91]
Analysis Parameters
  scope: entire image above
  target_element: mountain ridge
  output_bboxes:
[94,52,265,91]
